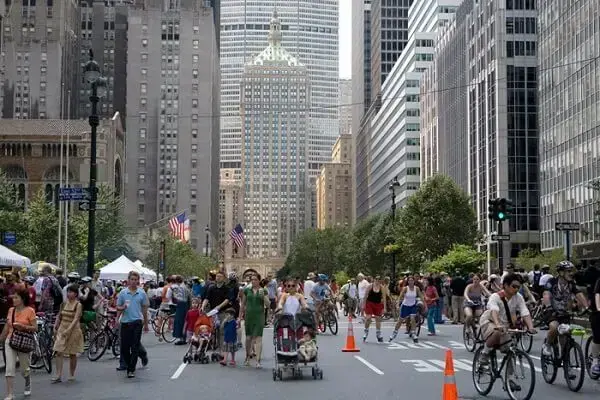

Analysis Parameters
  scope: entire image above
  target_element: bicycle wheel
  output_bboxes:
[585,335,600,380]
[463,324,476,352]
[29,339,44,369]
[87,331,109,362]
[540,340,558,384]
[328,312,338,335]
[415,315,422,338]
[564,340,585,392]
[161,315,177,343]
[472,346,495,395]
[504,350,536,400]
[39,334,53,374]
[519,332,533,353]
[111,332,121,357]
[317,314,327,333]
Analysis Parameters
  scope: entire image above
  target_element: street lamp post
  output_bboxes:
[388,176,400,282]
[204,224,210,257]
[84,50,108,277]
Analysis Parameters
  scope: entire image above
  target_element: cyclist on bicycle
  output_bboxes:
[479,273,536,365]
[311,274,332,327]
[463,274,491,329]
[541,260,588,357]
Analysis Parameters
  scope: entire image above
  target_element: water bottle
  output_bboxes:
[557,323,570,335]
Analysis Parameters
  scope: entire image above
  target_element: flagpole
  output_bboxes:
[63,91,71,272]
[57,83,65,267]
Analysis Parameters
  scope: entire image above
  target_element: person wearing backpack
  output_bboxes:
[529,264,543,296]
[37,266,61,320]
[172,276,190,345]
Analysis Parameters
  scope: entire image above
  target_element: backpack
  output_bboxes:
[532,271,542,287]
[172,285,186,303]
[50,277,63,307]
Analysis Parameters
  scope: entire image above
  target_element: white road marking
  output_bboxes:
[529,354,541,360]
[447,341,465,349]
[423,341,449,349]
[429,359,472,371]
[170,363,187,380]
[400,359,441,372]
[354,356,385,375]
[388,342,409,350]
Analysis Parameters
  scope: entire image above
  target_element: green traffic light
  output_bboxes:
[498,212,505,220]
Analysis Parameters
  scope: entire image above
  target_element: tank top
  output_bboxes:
[366,286,383,303]
[402,286,417,307]
[467,285,482,302]
[283,294,301,315]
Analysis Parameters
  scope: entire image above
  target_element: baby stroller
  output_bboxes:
[272,311,323,381]
[182,313,220,364]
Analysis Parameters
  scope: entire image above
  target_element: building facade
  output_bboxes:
[240,11,310,259]
[316,134,353,229]
[78,0,129,123]
[339,79,352,135]
[218,168,244,261]
[361,0,459,218]
[220,0,338,180]
[422,0,539,265]
[538,0,600,261]
[0,115,124,206]
[1,0,79,119]
[124,0,220,251]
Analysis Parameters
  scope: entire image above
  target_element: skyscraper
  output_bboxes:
[240,11,309,258]
[1,0,79,119]
[339,79,352,135]
[124,0,220,250]
[220,0,338,179]
[538,0,600,260]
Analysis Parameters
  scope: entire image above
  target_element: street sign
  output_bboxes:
[555,222,580,231]
[59,187,91,201]
[78,201,106,211]
[491,234,510,241]
[1,232,16,246]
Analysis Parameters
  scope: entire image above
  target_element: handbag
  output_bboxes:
[8,309,35,353]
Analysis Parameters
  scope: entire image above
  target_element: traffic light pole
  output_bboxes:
[497,220,504,272]
[564,231,572,261]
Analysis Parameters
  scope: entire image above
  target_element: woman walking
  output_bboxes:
[424,278,439,336]
[0,287,37,400]
[241,274,268,368]
[52,285,84,383]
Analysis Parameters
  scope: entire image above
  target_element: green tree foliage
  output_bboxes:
[21,190,60,262]
[515,248,574,272]
[0,169,23,212]
[144,233,214,278]
[394,174,478,269]
[427,244,486,276]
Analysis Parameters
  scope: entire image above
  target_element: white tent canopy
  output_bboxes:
[133,260,157,281]
[99,255,145,281]
[0,244,31,268]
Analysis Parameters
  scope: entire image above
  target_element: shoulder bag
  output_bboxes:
[499,292,515,329]
[8,309,35,353]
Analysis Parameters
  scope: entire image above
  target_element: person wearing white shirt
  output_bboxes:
[479,273,536,362]
[344,279,359,317]
[357,274,370,318]
[303,273,316,310]
[538,265,553,289]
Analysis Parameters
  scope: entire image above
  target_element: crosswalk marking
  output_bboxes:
[428,359,472,371]
[387,340,463,350]
[400,359,442,372]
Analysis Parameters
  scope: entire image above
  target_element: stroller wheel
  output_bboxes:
[183,356,189,364]
[277,368,283,380]
[272,369,277,381]
[311,367,315,377]
[319,370,323,380]
[193,354,199,362]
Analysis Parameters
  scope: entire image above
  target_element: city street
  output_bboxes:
[4,321,600,400]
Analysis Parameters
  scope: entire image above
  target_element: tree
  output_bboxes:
[21,190,60,263]
[427,244,486,276]
[143,233,214,278]
[0,168,23,212]
[394,174,479,269]
[515,248,575,272]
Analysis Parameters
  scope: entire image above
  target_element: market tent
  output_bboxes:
[99,255,143,281]
[133,260,157,281]
[0,244,31,268]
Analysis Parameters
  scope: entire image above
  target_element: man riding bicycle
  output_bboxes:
[311,274,332,325]
[541,260,588,357]
[478,273,536,365]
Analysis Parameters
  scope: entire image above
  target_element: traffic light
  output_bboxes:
[497,198,514,221]
[488,198,499,221]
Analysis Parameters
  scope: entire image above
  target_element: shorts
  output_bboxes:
[480,322,511,347]
[400,304,417,319]
[364,301,384,317]
[269,298,277,310]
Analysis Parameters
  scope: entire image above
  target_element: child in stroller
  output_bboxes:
[182,311,213,364]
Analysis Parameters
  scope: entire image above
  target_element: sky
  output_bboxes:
[339,0,352,79]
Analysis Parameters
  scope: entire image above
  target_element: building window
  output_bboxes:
[142,39,148,47]
[192,40,199,49]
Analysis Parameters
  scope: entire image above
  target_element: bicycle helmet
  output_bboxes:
[23,276,36,285]
[556,260,575,272]
[67,271,80,280]
[318,274,328,282]
[80,276,92,283]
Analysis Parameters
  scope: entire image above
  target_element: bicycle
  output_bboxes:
[472,329,536,400]
[87,311,121,361]
[540,322,586,392]
[584,333,600,380]
[30,313,53,374]
[513,316,533,353]
[317,298,338,335]
[463,314,483,352]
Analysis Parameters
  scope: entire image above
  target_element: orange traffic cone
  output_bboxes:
[342,316,360,352]
[442,349,459,400]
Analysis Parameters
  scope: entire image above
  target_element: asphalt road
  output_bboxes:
[2,320,600,400]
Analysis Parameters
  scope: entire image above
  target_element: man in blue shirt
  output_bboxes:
[192,277,204,298]
[117,270,149,378]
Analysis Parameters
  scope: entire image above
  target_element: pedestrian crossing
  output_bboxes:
[397,358,542,374]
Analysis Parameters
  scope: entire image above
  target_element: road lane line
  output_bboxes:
[170,363,187,380]
[429,359,471,371]
[529,355,541,360]
[400,359,441,372]
[423,341,448,349]
[354,356,385,375]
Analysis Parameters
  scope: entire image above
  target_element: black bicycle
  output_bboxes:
[463,315,483,352]
[584,334,600,380]
[472,329,536,400]
[30,314,53,374]
[540,322,586,392]
[87,313,120,361]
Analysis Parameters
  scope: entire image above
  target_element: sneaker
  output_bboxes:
[377,336,383,343]
[542,344,553,357]
[127,371,135,378]
[591,363,600,377]
[141,356,149,367]
[24,376,31,396]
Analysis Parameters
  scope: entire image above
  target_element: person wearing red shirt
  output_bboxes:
[183,299,201,342]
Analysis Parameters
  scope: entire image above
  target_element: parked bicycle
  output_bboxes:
[540,322,586,392]
[472,329,536,400]
[30,313,53,374]
[87,311,121,361]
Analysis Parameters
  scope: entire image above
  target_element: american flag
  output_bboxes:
[230,224,245,248]
[169,212,187,241]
